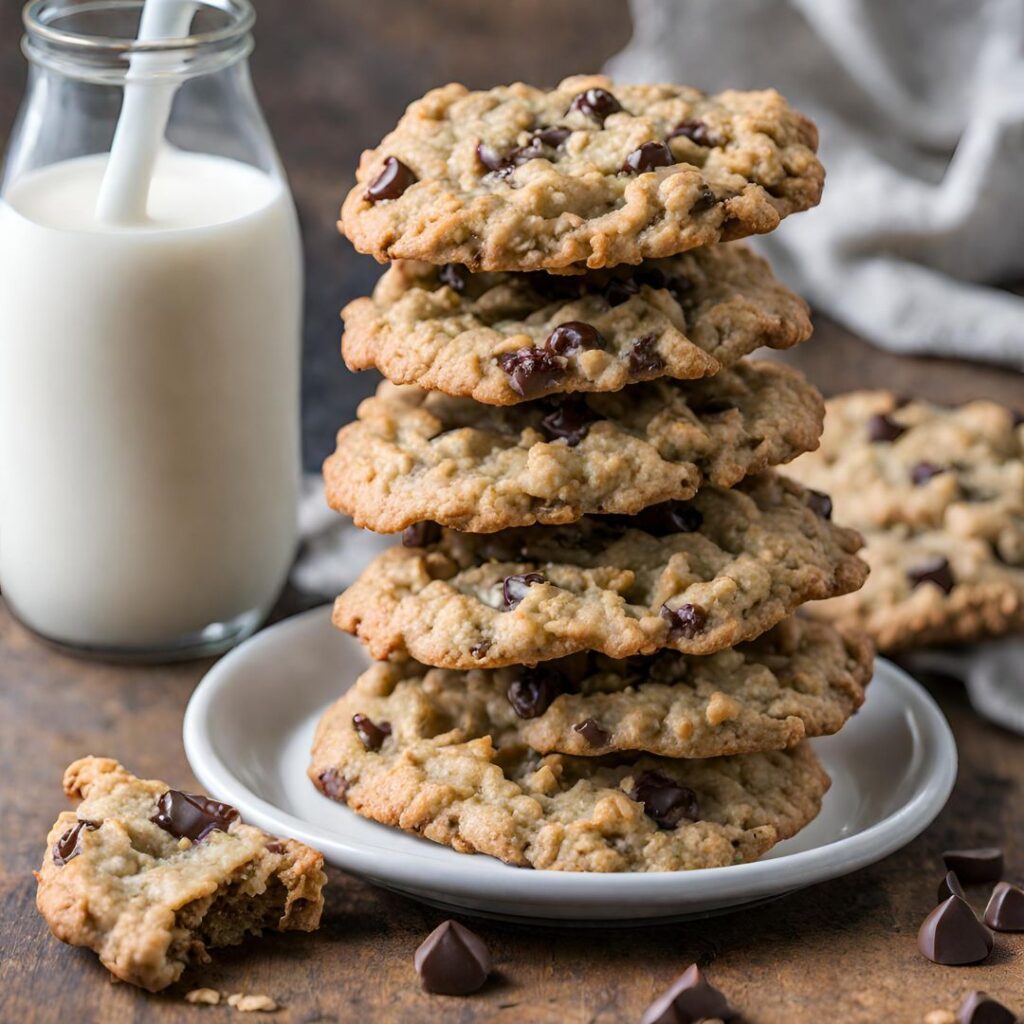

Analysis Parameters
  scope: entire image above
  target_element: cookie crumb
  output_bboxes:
[185,988,221,1005]
[227,993,279,1013]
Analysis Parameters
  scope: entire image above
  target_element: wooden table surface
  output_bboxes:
[1,3,1022,1022]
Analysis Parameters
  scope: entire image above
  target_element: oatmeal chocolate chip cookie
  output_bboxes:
[785,391,1023,554]
[333,473,867,667]
[803,528,1024,652]
[342,616,871,760]
[308,674,830,871]
[342,244,812,404]
[787,391,1024,650]
[324,361,824,533]
[339,75,824,271]
[35,757,326,992]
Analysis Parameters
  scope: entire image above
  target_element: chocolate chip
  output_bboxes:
[633,501,703,536]
[660,603,708,639]
[352,713,391,751]
[984,881,1024,931]
[527,272,586,303]
[641,964,738,1024]
[573,718,609,747]
[402,521,441,548]
[622,141,674,174]
[691,187,717,212]
[627,334,665,375]
[568,87,622,122]
[470,639,492,660]
[938,870,966,903]
[365,156,417,201]
[956,991,1017,1024]
[545,321,605,356]
[917,895,993,965]
[438,263,469,293]
[414,920,492,996]
[316,769,349,800]
[908,556,955,594]
[669,119,724,148]
[502,572,545,610]
[498,347,565,400]
[806,489,833,520]
[629,771,700,829]
[1011,409,1024,428]
[150,790,240,842]
[533,126,572,148]
[910,461,944,486]
[540,396,601,447]
[265,841,286,854]
[665,275,693,304]
[53,819,100,866]
[507,667,564,718]
[476,142,509,173]
[867,413,906,442]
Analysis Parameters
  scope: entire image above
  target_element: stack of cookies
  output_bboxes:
[310,76,873,872]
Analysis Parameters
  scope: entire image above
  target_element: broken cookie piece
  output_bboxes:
[35,756,327,992]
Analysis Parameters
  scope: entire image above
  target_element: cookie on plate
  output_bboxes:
[324,361,824,533]
[309,676,830,872]
[343,616,871,759]
[333,473,867,668]
[787,391,1024,650]
[342,244,812,404]
[35,757,326,992]
[340,75,823,271]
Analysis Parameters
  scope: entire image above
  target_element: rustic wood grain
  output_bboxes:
[1,2,1023,1021]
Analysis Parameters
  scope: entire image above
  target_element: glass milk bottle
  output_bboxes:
[0,0,302,659]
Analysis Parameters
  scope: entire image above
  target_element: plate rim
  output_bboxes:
[183,605,958,908]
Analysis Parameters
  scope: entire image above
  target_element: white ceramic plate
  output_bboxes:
[183,606,957,924]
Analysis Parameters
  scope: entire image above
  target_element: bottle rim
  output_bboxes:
[22,0,255,80]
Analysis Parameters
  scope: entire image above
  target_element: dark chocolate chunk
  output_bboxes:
[476,142,509,173]
[603,276,640,307]
[316,769,349,800]
[568,87,622,122]
[414,919,492,996]
[265,841,286,854]
[908,556,955,594]
[984,881,1024,931]
[622,141,675,174]
[438,263,470,293]
[917,895,993,965]
[365,156,417,201]
[470,639,492,660]
[545,321,606,357]
[956,990,1017,1024]
[911,461,944,486]
[660,602,708,639]
[641,964,738,1024]
[352,713,392,752]
[502,572,545,610]
[691,187,717,212]
[533,126,572,148]
[497,347,565,399]
[540,396,601,447]
[634,266,667,290]
[634,501,703,536]
[507,667,565,719]
[665,274,693,304]
[526,272,586,303]
[938,870,966,903]
[53,819,100,866]
[150,790,240,842]
[629,771,700,829]
[402,521,441,548]
[573,718,610,747]
[867,413,906,442]
[806,489,833,520]
[627,334,666,375]
[669,119,724,148]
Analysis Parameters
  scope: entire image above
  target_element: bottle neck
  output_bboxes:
[22,0,254,84]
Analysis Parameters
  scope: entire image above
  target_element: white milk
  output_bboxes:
[0,149,302,649]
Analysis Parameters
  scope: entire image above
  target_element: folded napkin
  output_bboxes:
[606,0,1024,368]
